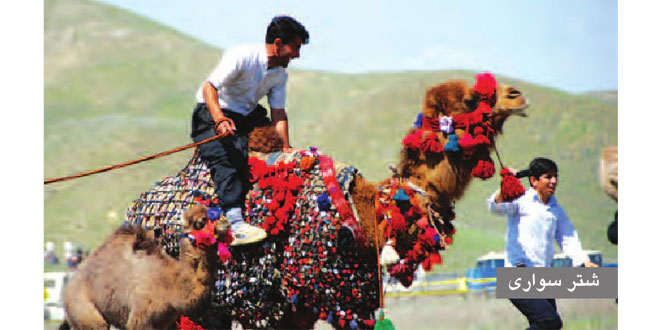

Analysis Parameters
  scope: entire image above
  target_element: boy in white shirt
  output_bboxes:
[487,157,597,329]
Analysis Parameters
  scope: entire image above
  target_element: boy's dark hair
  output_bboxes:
[516,157,558,185]
[266,16,309,45]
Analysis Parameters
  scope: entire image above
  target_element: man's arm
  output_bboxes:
[203,81,235,136]
[486,190,519,216]
[271,108,292,151]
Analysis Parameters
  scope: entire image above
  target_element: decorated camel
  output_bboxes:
[123,73,528,329]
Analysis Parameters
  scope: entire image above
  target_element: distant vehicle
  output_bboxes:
[465,252,504,293]
[550,250,604,267]
[44,272,73,320]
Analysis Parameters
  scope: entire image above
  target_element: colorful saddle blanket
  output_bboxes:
[125,149,379,329]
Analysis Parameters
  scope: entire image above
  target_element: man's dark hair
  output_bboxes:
[516,157,558,184]
[266,16,309,45]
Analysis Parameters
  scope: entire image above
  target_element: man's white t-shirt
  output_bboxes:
[195,44,287,116]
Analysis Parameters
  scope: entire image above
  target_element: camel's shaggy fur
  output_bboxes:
[61,205,223,330]
[599,146,617,202]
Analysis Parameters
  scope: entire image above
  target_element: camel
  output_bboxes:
[599,146,617,202]
[125,73,528,329]
[599,146,617,245]
[61,205,229,330]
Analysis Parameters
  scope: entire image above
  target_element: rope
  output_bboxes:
[44,134,223,185]
[492,139,506,169]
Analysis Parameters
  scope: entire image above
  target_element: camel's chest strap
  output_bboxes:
[318,155,365,247]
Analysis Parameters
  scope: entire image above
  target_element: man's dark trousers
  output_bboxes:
[190,103,269,209]
[509,298,563,329]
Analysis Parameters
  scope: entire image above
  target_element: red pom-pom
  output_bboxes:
[420,133,444,153]
[418,227,437,248]
[363,320,376,327]
[471,159,495,179]
[422,252,443,271]
[474,72,497,100]
[177,315,205,330]
[217,243,232,262]
[500,168,526,201]
[402,129,423,150]
[390,211,407,234]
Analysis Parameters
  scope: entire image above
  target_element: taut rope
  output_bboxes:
[44,135,223,185]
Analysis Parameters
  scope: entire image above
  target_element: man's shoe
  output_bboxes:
[230,223,267,246]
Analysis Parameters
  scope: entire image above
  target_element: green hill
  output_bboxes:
[44,0,617,272]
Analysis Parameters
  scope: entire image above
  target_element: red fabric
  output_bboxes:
[217,243,231,262]
[319,156,365,247]
[458,132,490,151]
[474,72,497,102]
[421,252,443,271]
[500,168,526,201]
[177,316,205,330]
[403,129,444,153]
[390,209,407,234]
[421,116,440,131]
[452,111,482,130]
[471,159,496,179]
[402,129,423,150]
[418,227,438,248]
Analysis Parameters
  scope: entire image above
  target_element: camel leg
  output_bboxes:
[126,308,154,330]
[64,298,109,330]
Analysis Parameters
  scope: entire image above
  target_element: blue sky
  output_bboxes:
[95,0,616,92]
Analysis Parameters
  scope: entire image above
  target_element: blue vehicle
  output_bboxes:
[550,250,604,267]
[465,252,504,293]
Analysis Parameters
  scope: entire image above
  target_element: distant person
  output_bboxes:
[64,241,75,268]
[44,241,59,265]
[487,157,597,329]
[191,16,309,245]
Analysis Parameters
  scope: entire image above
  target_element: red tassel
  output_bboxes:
[420,133,444,153]
[474,72,497,101]
[500,168,525,201]
[390,210,407,234]
[402,129,423,150]
[177,315,205,330]
[422,252,443,271]
[471,159,495,179]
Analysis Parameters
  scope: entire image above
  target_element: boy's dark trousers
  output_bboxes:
[190,103,270,209]
[509,298,562,329]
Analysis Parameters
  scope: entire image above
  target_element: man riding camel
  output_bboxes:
[191,16,309,245]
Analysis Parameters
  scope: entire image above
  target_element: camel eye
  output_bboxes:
[507,89,521,98]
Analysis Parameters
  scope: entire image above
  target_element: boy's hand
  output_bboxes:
[584,261,599,267]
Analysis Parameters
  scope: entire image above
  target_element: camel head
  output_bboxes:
[397,74,528,221]
[181,205,230,251]
[599,146,618,202]
[490,84,529,134]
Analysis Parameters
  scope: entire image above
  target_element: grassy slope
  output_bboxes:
[44,0,617,273]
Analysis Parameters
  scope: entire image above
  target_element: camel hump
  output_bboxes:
[114,224,162,255]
